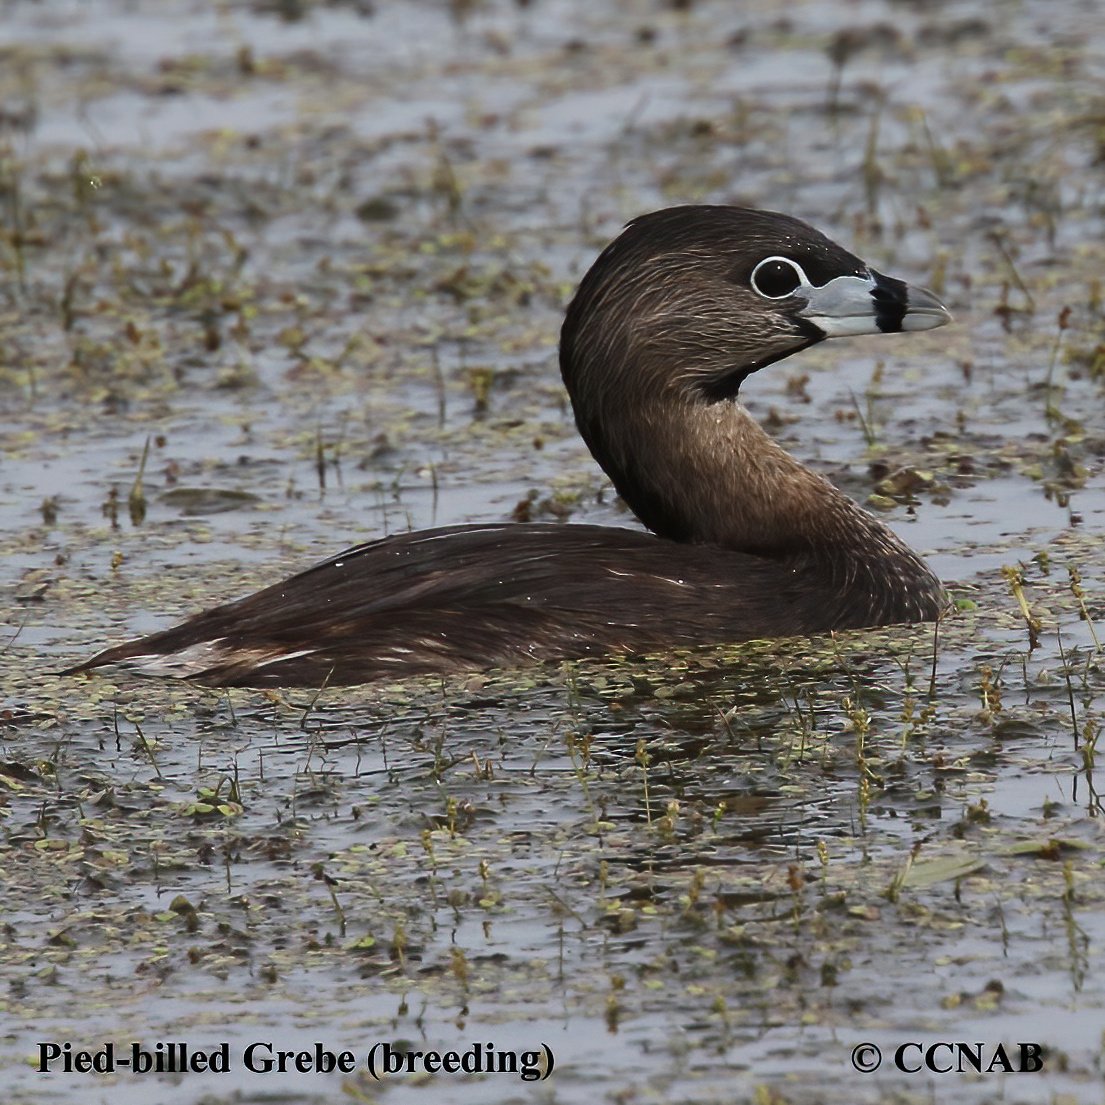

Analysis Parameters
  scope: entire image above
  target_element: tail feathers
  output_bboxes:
[64,627,331,686]
[64,637,225,680]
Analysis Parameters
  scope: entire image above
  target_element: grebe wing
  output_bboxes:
[67,522,807,687]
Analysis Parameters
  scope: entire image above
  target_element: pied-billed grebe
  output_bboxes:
[67,205,951,687]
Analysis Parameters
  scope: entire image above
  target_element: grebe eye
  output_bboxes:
[751,257,804,299]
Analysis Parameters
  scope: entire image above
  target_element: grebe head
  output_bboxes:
[561,204,949,406]
[559,205,950,546]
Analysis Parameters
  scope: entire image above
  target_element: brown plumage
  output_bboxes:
[66,205,952,687]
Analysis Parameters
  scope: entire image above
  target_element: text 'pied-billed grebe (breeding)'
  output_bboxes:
[68,205,952,687]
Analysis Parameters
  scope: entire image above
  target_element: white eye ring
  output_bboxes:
[750,256,809,299]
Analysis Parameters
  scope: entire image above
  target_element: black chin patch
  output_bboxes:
[700,324,825,403]
[870,269,909,333]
